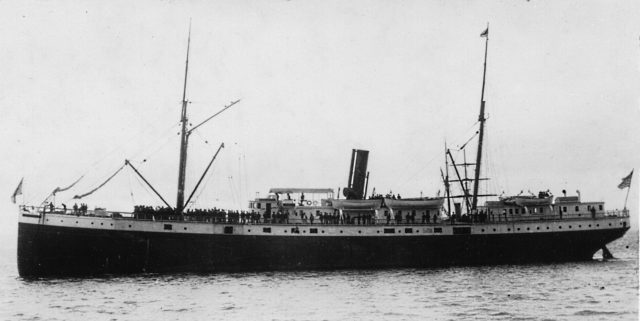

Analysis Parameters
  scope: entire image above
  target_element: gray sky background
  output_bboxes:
[1,0,639,245]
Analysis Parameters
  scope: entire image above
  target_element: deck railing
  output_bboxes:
[21,205,629,227]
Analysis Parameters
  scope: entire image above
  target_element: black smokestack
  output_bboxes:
[344,149,369,200]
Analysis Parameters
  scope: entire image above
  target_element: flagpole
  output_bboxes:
[623,172,633,210]
[623,185,630,210]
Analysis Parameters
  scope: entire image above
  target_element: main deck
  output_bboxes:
[18,205,630,236]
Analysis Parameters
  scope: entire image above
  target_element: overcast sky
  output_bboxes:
[0,0,638,243]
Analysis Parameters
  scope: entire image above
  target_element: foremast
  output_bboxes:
[174,24,240,215]
[176,24,192,215]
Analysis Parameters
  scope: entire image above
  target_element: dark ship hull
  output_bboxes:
[17,220,629,277]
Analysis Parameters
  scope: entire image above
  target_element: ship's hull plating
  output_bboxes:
[17,221,629,277]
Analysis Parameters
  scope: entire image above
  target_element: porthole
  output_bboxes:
[340,231,343,233]
[493,228,496,232]
[609,223,612,226]
[481,229,485,232]
[303,230,306,233]
[185,227,188,230]
[46,219,49,221]
[536,227,540,230]
[358,231,361,234]
[91,222,94,225]
[578,225,581,228]
[569,225,572,229]
[507,228,511,231]
[110,223,113,226]
[284,230,287,233]
[398,230,401,233]
[61,220,63,223]
[377,231,380,234]
[559,226,562,229]
[596,224,600,227]
[517,228,520,231]
[526,227,530,231]
[129,225,132,228]
[100,223,103,226]
[546,227,549,230]
[76,221,78,224]
[588,224,592,227]
[322,230,325,233]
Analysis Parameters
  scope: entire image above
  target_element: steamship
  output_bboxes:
[16,30,630,277]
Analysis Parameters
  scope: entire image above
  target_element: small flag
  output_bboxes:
[618,170,633,189]
[480,27,489,38]
[11,178,23,204]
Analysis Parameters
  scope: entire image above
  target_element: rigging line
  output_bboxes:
[72,164,126,199]
[64,119,180,197]
[131,133,179,166]
[227,176,236,209]
[131,170,157,205]
[242,153,249,202]
[184,143,225,208]
[191,130,217,152]
[128,122,182,162]
[237,153,245,204]
[52,175,85,196]
[458,131,479,150]
[447,120,481,151]
[41,174,86,205]
[89,119,181,170]
[228,176,240,210]
[125,160,172,209]
[188,166,217,210]
[385,150,434,189]
[395,151,443,192]
[187,148,224,210]
[127,169,136,206]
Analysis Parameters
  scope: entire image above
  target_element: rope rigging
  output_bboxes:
[72,164,126,200]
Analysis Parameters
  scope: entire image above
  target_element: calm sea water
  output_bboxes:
[0,233,637,321]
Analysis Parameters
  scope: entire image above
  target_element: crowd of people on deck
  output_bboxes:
[385,210,438,225]
[456,210,489,223]
[41,202,89,216]
[368,193,402,200]
[130,205,441,226]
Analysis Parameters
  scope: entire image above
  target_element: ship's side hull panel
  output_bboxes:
[17,222,628,277]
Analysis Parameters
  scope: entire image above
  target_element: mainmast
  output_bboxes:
[176,23,192,215]
[471,25,489,211]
